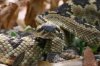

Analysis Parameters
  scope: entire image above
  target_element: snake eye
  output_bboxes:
[37,25,44,32]
[55,27,61,33]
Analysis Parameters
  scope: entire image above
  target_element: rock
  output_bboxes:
[83,47,98,66]
[98,61,100,66]
[37,59,82,66]
[51,59,82,66]
[0,64,8,66]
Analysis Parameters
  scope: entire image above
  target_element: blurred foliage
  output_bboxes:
[89,45,99,53]
[10,31,17,37]
[72,37,86,54]
[24,25,35,32]
[70,36,99,54]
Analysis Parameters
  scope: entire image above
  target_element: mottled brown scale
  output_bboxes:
[0,0,100,65]
[36,11,100,46]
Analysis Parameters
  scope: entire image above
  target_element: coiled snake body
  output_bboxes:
[0,23,66,66]
[0,0,100,66]
[36,0,100,46]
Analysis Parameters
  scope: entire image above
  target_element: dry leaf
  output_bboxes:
[63,0,69,3]
[50,0,60,10]
[98,61,100,66]
[0,3,18,29]
[25,0,45,28]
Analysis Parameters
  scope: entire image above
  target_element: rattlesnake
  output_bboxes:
[36,0,100,46]
[0,23,67,66]
[0,0,100,66]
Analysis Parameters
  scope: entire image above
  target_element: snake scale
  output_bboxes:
[0,0,100,66]
[36,0,100,46]
[0,23,67,66]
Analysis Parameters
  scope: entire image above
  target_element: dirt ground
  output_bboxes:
[38,59,82,66]
[0,59,82,66]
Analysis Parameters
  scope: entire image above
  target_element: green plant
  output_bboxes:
[72,37,86,54]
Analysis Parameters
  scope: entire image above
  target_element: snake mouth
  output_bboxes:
[37,33,56,39]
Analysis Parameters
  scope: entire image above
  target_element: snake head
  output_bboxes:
[36,22,63,39]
